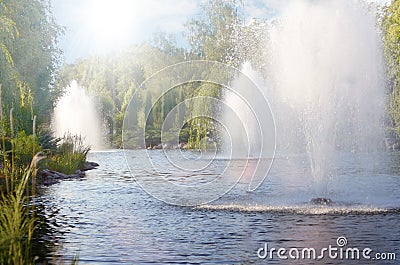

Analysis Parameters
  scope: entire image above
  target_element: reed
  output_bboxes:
[0,127,82,263]
[46,133,90,175]
[0,165,35,264]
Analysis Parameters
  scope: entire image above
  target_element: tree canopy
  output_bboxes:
[57,0,265,149]
[0,0,63,135]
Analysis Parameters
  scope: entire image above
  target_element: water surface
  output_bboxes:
[36,150,400,264]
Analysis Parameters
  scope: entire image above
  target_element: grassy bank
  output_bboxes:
[0,132,88,264]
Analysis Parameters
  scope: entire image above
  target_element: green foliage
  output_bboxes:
[0,0,63,134]
[0,134,78,263]
[187,116,220,150]
[383,0,400,136]
[46,134,90,175]
[0,151,79,264]
[0,167,35,265]
[145,127,161,147]
[1,131,42,193]
[0,0,73,251]
[56,0,267,150]
[122,129,143,149]
[186,0,243,66]
[0,1,19,67]
[37,127,61,151]
[57,43,188,147]
[13,131,41,166]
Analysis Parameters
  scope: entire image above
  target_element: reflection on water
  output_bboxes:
[35,150,400,264]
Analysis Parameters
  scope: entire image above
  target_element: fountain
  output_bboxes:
[32,1,400,263]
[53,80,104,150]
[222,61,271,159]
[266,0,385,199]
[223,0,385,204]
[119,0,391,209]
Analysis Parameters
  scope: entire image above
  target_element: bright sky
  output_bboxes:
[52,0,391,63]
[53,0,199,62]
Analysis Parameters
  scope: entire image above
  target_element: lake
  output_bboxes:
[35,150,400,264]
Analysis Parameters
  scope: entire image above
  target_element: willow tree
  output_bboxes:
[184,0,244,148]
[0,0,18,131]
[0,1,17,68]
[0,0,63,134]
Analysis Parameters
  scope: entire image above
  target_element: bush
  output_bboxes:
[13,131,42,167]
[46,134,90,175]
[37,127,61,151]
[1,132,42,193]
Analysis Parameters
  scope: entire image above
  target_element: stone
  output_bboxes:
[39,169,86,186]
[310,197,333,205]
[80,161,99,171]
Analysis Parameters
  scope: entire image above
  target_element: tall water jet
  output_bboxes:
[53,80,104,150]
[222,62,268,158]
[222,60,277,161]
[266,0,385,195]
[221,62,276,191]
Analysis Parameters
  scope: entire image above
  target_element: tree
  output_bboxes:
[56,1,266,149]
[186,0,243,67]
[0,0,18,68]
[0,0,63,134]
[383,0,400,136]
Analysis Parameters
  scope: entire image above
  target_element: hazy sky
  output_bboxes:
[52,0,391,63]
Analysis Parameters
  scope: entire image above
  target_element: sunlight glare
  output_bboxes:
[84,0,137,51]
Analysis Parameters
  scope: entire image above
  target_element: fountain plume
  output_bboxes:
[266,0,385,193]
[53,80,103,150]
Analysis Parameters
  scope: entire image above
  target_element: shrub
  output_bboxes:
[46,134,90,175]
[13,131,42,167]
[37,127,61,151]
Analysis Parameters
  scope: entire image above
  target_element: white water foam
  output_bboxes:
[196,204,399,215]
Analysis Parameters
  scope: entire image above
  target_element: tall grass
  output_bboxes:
[46,133,90,175]
[0,131,84,264]
[0,164,35,264]
[0,132,41,193]
[0,160,80,265]
[0,110,84,263]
